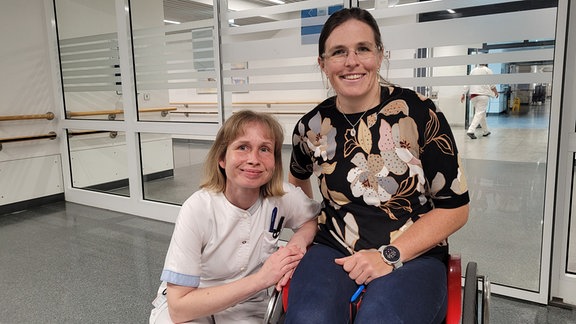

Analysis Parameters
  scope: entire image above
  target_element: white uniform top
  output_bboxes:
[158,182,320,323]
[462,65,496,97]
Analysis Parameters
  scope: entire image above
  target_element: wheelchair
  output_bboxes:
[264,255,490,324]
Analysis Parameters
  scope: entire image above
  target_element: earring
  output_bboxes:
[322,72,330,90]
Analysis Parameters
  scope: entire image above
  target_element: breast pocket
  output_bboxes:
[259,231,280,264]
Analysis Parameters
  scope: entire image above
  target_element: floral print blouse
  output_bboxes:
[290,86,470,259]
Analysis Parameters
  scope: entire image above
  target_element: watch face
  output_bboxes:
[383,246,400,263]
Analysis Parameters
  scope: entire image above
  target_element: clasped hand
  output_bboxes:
[258,245,305,291]
[334,249,392,285]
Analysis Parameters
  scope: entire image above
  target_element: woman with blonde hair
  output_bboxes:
[150,110,320,324]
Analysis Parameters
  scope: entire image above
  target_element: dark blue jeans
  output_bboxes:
[284,244,447,324]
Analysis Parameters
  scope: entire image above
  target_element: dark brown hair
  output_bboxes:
[318,7,384,58]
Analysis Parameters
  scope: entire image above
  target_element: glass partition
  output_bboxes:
[140,133,210,205]
[67,129,129,196]
[361,1,556,294]
[221,0,339,122]
[130,0,220,122]
[55,0,124,121]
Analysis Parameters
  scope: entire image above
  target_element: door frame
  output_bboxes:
[551,0,576,307]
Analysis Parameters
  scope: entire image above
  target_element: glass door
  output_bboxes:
[551,0,576,307]
[52,0,220,221]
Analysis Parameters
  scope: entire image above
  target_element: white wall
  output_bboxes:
[0,0,63,207]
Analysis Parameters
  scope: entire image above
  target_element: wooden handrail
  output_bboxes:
[170,102,217,106]
[234,101,320,106]
[168,101,318,116]
[0,112,55,121]
[170,110,218,115]
[170,109,309,115]
[170,101,320,108]
[0,132,57,151]
[68,109,123,117]
[139,107,178,113]
[64,103,314,119]
[67,107,177,118]
[67,130,118,138]
[0,132,57,143]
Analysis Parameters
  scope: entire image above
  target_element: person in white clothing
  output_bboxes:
[149,110,321,324]
[460,64,499,139]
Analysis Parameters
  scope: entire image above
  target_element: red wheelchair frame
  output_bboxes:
[264,255,490,324]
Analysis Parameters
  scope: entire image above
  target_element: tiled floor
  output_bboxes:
[0,202,173,323]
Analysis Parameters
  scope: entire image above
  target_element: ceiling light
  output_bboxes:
[163,19,181,24]
[447,9,456,14]
[267,0,285,4]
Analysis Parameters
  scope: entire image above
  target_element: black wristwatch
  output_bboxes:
[378,245,403,270]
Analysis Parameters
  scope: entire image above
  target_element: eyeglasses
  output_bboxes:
[322,45,381,63]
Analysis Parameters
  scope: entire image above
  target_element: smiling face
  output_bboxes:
[319,19,383,109]
[218,121,276,205]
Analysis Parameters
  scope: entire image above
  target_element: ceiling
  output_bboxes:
[162,0,558,26]
[162,0,213,23]
[162,0,305,25]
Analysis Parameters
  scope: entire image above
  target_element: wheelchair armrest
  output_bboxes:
[445,254,462,324]
[282,279,291,311]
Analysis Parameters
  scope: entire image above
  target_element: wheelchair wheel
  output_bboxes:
[480,275,491,324]
[264,289,284,324]
[462,262,478,324]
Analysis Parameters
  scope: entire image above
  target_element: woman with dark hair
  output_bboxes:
[150,110,320,324]
[286,8,469,323]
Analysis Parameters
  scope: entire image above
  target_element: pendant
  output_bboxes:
[350,128,356,137]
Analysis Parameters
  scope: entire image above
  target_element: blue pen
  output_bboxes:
[350,284,365,303]
[269,207,278,233]
[272,216,285,238]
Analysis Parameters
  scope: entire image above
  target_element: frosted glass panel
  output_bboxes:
[55,0,124,121]
[130,0,220,123]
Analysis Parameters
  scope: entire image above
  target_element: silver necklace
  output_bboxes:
[340,110,368,137]
[337,88,382,136]
[337,100,369,137]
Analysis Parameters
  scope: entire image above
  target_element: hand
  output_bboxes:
[258,245,304,288]
[275,242,307,291]
[275,268,294,291]
[334,249,392,285]
[492,88,499,98]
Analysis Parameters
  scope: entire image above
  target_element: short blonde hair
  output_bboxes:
[200,110,285,197]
